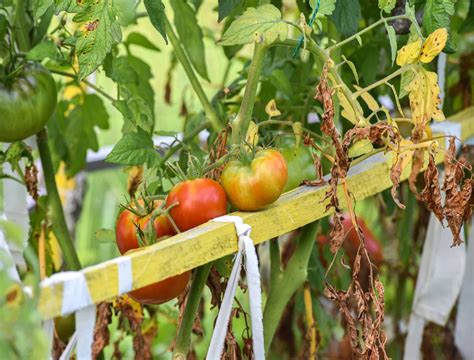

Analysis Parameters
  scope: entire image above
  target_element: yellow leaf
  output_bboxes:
[265,99,281,117]
[245,121,259,148]
[348,139,374,158]
[396,38,422,66]
[353,85,379,112]
[405,68,445,126]
[420,28,447,63]
[337,89,367,126]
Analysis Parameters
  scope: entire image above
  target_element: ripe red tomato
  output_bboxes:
[128,270,191,305]
[317,215,383,267]
[115,200,175,255]
[220,149,288,211]
[166,178,227,231]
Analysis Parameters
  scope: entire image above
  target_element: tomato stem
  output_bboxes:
[231,43,267,145]
[36,128,81,270]
[173,263,212,359]
[263,222,318,353]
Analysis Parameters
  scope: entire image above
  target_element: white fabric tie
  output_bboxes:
[454,216,474,359]
[207,215,265,360]
[403,213,466,359]
[41,271,96,359]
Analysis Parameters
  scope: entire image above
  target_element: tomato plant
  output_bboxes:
[1,0,471,358]
[115,200,175,255]
[220,149,288,211]
[166,178,227,231]
[279,137,316,192]
[0,64,57,142]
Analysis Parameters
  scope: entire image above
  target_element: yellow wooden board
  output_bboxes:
[38,109,474,319]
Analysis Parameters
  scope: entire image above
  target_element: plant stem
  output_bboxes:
[37,129,81,270]
[263,222,318,353]
[159,121,212,165]
[47,69,116,102]
[165,17,221,132]
[173,263,212,359]
[352,65,414,98]
[231,43,267,145]
[327,15,409,53]
[13,0,30,52]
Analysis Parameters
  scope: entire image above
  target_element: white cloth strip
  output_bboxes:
[41,271,93,315]
[0,229,21,282]
[403,212,466,360]
[207,215,265,360]
[454,215,474,360]
[59,332,77,360]
[42,319,55,360]
[115,256,133,294]
[75,305,96,360]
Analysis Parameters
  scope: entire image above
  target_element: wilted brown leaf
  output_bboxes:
[443,139,473,246]
[419,151,443,223]
[92,302,112,359]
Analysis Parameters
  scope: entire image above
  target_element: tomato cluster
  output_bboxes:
[114,148,293,304]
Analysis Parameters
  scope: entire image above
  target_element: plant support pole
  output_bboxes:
[37,129,81,270]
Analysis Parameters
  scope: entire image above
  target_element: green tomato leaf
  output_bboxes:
[423,0,456,53]
[144,0,167,44]
[114,0,138,26]
[269,69,293,99]
[170,0,209,80]
[219,4,288,46]
[218,0,240,22]
[34,0,53,19]
[459,0,474,34]
[311,0,336,17]
[385,22,397,66]
[26,39,60,61]
[73,0,122,80]
[378,0,396,13]
[104,55,155,133]
[348,139,374,158]
[106,127,160,167]
[125,32,160,51]
[332,0,361,38]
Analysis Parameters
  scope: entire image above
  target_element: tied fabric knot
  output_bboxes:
[207,215,265,360]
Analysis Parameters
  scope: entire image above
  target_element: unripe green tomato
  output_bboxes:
[280,137,316,192]
[0,63,57,142]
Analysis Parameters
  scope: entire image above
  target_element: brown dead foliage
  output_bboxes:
[419,150,443,223]
[302,134,325,186]
[24,164,39,200]
[315,63,390,359]
[207,126,230,180]
[390,153,408,209]
[92,302,113,359]
[52,332,66,360]
[442,139,472,246]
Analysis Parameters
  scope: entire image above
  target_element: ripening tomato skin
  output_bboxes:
[115,201,175,255]
[220,149,288,211]
[166,178,227,231]
[0,64,57,142]
[128,271,191,305]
